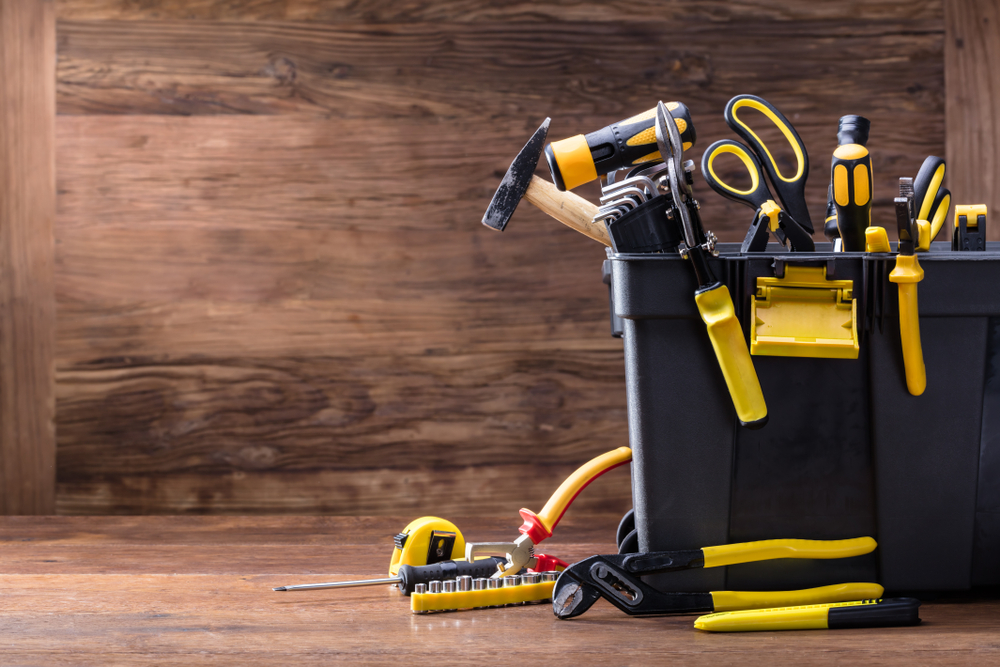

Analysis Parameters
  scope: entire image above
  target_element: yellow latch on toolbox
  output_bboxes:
[751,265,859,360]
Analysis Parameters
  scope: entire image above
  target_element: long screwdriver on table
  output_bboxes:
[273,557,506,595]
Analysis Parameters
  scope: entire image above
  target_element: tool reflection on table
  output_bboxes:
[552,537,882,619]
[701,95,814,252]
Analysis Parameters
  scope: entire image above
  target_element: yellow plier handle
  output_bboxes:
[520,446,633,543]
[711,581,884,612]
[702,536,877,568]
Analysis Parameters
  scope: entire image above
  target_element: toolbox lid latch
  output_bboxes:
[751,264,859,360]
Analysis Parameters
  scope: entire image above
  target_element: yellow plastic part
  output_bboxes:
[626,126,656,147]
[710,582,884,613]
[695,597,884,632]
[729,97,805,182]
[750,265,858,360]
[702,537,877,568]
[631,150,662,165]
[535,446,632,534]
[760,200,781,232]
[853,163,870,205]
[929,192,950,241]
[694,283,768,426]
[411,580,555,613]
[833,163,849,206]
[955,204,988,228]
[915,219,931,252]
[889,254,926,396]
[706,142,760,197]
[388,517,465,576]
[548,134,598,191]
[865,226,891,253]
[833,143,869,161]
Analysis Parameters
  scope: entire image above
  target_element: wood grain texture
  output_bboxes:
[54,0,944,22]
[945,0,1000,240]
[51,4,948,514]
[0,516,997,666]
[0,0,57,514]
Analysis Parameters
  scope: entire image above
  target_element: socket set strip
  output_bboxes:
[411,571,560,613]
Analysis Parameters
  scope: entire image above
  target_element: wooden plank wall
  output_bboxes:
[0,0,56,514]
[50,0,949,514]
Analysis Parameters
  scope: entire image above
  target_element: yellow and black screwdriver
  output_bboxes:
[830,115,873,252]
[544,102,696,191]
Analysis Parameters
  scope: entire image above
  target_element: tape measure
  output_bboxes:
[388,516,466,576]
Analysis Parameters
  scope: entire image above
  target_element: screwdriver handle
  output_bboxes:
[545,102,696,191]
[397,557,506,595]
[831,115,872,252]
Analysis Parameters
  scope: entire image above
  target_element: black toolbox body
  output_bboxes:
[608,241,1000,594]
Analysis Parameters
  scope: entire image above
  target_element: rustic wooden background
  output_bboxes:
[1,0,996,515]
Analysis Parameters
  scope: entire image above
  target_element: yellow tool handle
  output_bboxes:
[702,537,876,568]
[865,226,891,253]
[696,596,888,632]
[710,582,884,613]
[534,446,632,535]
[694,283,767,428]
[889,254,926,396]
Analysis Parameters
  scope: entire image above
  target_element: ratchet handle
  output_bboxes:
[546,102,695,191]
[724,95,812,233]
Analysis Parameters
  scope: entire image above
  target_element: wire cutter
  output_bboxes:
[465,446,633,578]
[701,95,815,252]
[552,537,882,619]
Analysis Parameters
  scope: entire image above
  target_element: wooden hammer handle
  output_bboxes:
[524,175,610,246]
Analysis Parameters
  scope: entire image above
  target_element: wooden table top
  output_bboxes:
[1,515,998,665]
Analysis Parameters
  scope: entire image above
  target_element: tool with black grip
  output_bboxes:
[552,537,881,619]
[913,156,951,243]
[702,138,814,252]
[650,102,767,427]
[274,557,507,595]
[719,95,814,234]
[695,597,921,632]
[830,115,872,251]
[545,102,695,191]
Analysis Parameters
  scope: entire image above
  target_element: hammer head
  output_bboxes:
[482,118,550,231]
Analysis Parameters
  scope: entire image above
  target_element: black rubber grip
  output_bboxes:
[585,102,696,176]
[827,598,921,629]
[396,557,506,595]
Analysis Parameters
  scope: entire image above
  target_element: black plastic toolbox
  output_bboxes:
[607,241,1000,594]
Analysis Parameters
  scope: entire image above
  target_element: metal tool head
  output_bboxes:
[482,118,551,232]
[552,567,603,619]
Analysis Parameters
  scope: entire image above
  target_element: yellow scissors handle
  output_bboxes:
[724,95,813,233]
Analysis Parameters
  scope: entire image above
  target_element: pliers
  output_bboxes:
[552,537,882,619]
[465,446,633,578]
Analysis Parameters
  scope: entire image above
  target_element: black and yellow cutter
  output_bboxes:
[694,597,921,632]
[552,537,881,619]
[890,178,928,396]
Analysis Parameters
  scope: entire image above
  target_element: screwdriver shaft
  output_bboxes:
[273,576,401,592]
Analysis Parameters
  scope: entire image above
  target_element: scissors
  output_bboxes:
[701,95,815,252]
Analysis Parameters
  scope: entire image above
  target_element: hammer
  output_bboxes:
[482,119,610,246]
